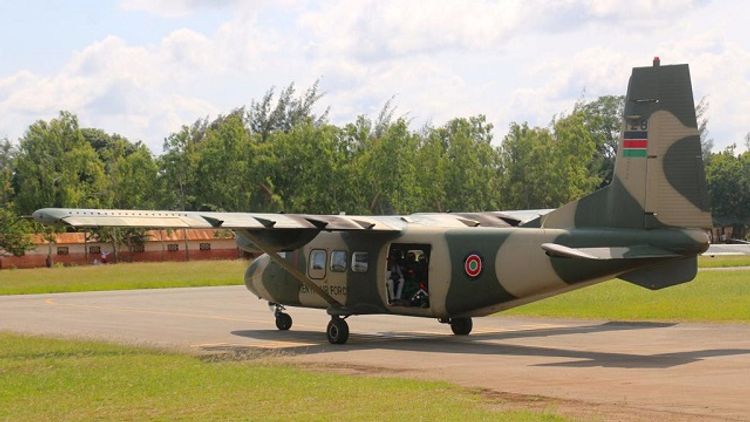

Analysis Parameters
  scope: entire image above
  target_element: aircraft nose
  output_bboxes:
[31,209,51,224]
[244,254,270,296]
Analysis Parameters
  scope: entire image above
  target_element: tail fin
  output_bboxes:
[541,61,712,230]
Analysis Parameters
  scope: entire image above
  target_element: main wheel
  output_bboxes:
[450,317,472,335]
[326,317,349,344]
[275,312,292,331]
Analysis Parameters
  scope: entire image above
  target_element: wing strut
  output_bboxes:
[241,230,343,309]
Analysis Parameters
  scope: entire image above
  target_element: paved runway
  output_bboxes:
[2,286,750,421]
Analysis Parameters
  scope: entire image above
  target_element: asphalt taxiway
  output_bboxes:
[1,285,749,421]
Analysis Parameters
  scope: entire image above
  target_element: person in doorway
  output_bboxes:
[386,250,405,304]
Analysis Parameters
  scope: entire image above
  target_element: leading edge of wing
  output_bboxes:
[31,208,400,232]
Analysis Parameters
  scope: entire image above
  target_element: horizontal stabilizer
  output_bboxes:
[541,243,681,260]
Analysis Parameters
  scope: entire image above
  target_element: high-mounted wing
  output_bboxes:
[32,208,398,232]
[33,207,402,310]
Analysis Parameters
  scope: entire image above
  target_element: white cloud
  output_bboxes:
[119,0,237,18]
[1,0,747,152]
[0,33,225,149]
[298,0,704,59]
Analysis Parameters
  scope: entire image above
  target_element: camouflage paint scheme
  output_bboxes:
[243,62,710,319]
[244,225,706,319]
[33,62,710,327]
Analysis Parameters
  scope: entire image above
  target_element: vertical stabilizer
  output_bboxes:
[541,61,712,230]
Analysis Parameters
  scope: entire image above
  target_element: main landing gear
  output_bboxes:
[439,317,473,336]
[326,315,349,345]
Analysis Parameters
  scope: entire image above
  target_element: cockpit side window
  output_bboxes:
[351,251,368,273]
[309,249,327,279]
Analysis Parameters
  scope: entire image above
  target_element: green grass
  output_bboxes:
[0,333,567,422]
[0,260,247,295]
[699,255,750,268]
[505,269,750,322]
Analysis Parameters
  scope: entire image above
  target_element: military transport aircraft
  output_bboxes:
[33,60,711,344]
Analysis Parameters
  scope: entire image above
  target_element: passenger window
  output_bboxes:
[309,249,326,279]
[351,251,368,273]
[330,250,347,272]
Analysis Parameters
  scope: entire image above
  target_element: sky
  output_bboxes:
[0,0,748,154]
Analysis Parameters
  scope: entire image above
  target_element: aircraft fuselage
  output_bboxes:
[244,226,708,319]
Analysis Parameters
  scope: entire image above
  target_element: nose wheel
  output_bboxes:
[326,316,349,344]
[272,303,293,331]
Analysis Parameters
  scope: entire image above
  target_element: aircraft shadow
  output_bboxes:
[227,321,750,369]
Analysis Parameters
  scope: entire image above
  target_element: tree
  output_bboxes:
[551,111,600,200]
[499,111,599,210]
[499,123,559,209]
[705,145,750,238]
[247,81,329,142]
[0,208,33,257]
[355,119,421,214]
[158,119,206,210]
[82,128,158,209]
[192,110,255,211]
[13,112,108,215]
[1,139,15,207]
[574,95,624,186]
[264,123,358,213]
[110,144,159,209]
[695,97,714,161]
[0,139,34,257]
[418,116,500,212]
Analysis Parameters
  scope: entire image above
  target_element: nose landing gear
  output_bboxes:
[272,303,293,331]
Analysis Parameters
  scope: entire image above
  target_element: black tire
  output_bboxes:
[326,317,349,344]
[275,312,292,331]
[450,317,472,335]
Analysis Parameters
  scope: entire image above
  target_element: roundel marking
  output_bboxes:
[464,253,483,279]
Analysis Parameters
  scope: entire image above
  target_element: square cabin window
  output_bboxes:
[309,249,326,279]
[330,250,347,272]
[56,247,69,256]
[88,246,101,254]
[351,251,368,273]
[167,244,179,252]
[199,243,211,251]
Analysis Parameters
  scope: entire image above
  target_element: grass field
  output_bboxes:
[0,260,247,295]
[698,255,750,267]
[0,333,566,421]
[506,269,750,322]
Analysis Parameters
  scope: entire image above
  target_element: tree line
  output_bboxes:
[1,83,748,256]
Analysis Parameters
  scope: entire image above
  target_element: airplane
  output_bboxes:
[33,59,712,345]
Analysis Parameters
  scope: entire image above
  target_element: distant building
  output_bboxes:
[0,229,248,270]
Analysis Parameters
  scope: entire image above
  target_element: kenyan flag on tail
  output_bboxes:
[623,131,648,158]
